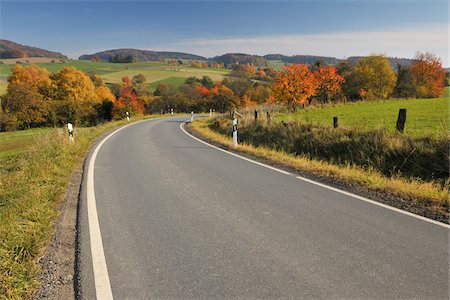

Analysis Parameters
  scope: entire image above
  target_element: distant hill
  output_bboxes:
[212,53,269,67]
[79,49,163,62]
[157,51,207,61]
[347,56,415,69]
[264,54,341,65]
[79,49,207,62]
[265,54,415,70]
[0,39,67,59]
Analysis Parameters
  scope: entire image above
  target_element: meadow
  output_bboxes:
[0,59,230,95]
[0,114,177,298]
[275,87,449,138]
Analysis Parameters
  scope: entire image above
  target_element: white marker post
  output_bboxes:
[67,122,74,142]
[209,109,212,117]
[232,118,238,149]
[190,111,194,122]
[126,111,130,122]
[171,108,174,115]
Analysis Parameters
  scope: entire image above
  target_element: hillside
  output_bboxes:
[79,49,207,62]
[264,53,415,69]
[347,56,415,68]
[264,54,341,65]
[212,53,269,67]
[157,51,207,61]
[0,39,67,59]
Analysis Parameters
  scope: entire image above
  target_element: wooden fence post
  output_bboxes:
[396,109,407,133]
[254,109,258,123]
[333,116,338,128]
[267,111,271,125]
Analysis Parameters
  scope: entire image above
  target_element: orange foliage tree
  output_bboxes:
[313,66,345,104]
[195,85,211,97]
[115,77,144,115]
[410,52,446,98]
[273,64,317,110]
[3,65,53,128]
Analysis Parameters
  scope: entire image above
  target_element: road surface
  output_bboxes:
[78,116,449,299]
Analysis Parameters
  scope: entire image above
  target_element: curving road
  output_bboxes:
[78,116,449,299]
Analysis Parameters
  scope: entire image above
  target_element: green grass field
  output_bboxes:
[0,128,52,160]
[0,59,230,94]
[268,60,285,70]
[276,87,449,138]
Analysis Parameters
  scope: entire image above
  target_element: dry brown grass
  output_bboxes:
[190,118,449,214]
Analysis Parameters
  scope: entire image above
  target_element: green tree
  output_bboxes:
[200,76,215,89]
[393,64,414,98]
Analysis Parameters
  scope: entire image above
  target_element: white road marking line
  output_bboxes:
[295,175,450,228]
[180,122,449,229]
[87,118,161,299]
[180,121,291,175]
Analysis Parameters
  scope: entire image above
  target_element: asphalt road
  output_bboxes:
[79,116,449,299]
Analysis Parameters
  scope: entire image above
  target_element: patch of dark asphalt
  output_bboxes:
[185,123,449,225]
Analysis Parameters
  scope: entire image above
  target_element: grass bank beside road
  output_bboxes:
[276,88,449,138]
[189,118,449,220]
[0,115,168,299]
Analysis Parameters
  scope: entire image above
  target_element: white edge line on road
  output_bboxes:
[87,119,152,300]
[180,121,291,175]
[180,121,449,229]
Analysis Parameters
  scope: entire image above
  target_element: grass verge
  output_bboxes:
[190,118,449,217]
[0,115,168,299]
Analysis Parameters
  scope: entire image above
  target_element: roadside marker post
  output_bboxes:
[396,108,407,133]
[333,116,338,128]
[190,111,194,122]
[126,111,130,122]
[232,118,238,149]
[210,109,212,117]
[67,122,74,142]
[171,108,174,115]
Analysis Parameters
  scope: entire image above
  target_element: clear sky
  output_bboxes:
[0,0,448,65]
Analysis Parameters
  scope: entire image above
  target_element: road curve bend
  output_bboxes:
[78,116,449,299]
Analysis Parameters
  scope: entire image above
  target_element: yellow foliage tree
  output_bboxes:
[3,64,52,128]
[51,67,101,124]
[353,55,397,99]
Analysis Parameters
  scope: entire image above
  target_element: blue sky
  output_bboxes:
[1,0,448,65]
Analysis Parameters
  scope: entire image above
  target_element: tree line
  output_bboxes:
[0,52,446,131]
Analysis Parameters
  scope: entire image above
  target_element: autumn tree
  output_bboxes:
[273,64,317,110]
[353,55,397,99]
[2,82,48,128]
[51,67,101,124]
[222,77,253,98]
[230,64,257,78]
[410,52,446,98]
[153,83,170,96]
[244,84,273,105]
[2,64,52,128]
[130,73,151,97]
[313,66,345,104]
[211,84,238,112]
[114,76,144,116]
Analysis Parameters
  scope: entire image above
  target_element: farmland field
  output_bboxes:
[276,87,450,138]
[0,59,230,94]
[0,128,52,160]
